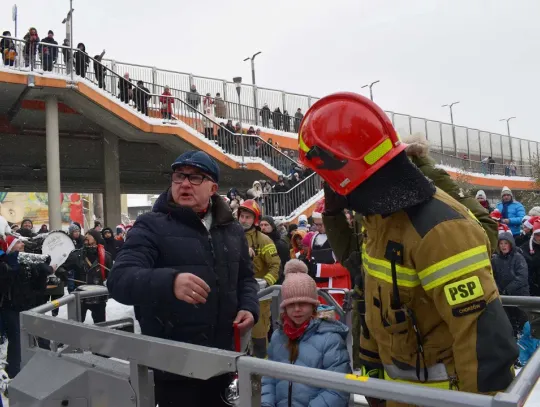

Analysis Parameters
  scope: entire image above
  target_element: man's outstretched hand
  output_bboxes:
[174,273,210,305]
[234,310,255,334]
[323,182,348,215]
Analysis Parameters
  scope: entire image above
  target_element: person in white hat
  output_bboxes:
[496,186,526,237]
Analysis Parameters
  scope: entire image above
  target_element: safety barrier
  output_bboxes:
[10,285,540,407]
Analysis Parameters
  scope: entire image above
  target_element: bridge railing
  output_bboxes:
[1,34,538,175]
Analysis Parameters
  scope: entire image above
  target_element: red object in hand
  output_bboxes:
[233,322,241,352]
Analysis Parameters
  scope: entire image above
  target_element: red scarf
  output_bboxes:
[282,314,311,341]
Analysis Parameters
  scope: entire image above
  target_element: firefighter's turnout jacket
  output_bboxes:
[323,188,517,404]
[244,227,280,286]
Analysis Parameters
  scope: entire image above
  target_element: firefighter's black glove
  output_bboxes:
[323,182,348,215]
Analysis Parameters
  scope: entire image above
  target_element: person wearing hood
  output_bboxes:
[246,180,263,202]
[186,84,200,109]
[491,232,529,337]
[107,151,259,406]
[517,321,540,367]
[74,42,89,78]
[68,223,85,249]
[214,92,226,118]
[39,30,58,72]
[61,229,112,323]
[289,228,307,259]
[133,80,150,116]
[260,103,271,127]
[38,224,49,234]
[101,227,123,261]
[294,108,304,133]
[475,190,493,212]
[520,219,540,297]
[283,110,291,132]
[260,216,290,284]
[23,27,39,68]
[261,259,351,407]
[496,187,526,237]
[237,200,280,359]
[297,214,309,231]
[304,93,516,404]
[272,107,282,130]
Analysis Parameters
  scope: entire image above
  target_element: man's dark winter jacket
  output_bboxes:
[107,191,260,355]
[0,252,51,311]
[492,232,529,296]
[39,37,58,61]
[521,239,540,296]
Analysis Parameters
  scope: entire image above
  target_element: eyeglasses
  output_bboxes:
[172,172,209,186]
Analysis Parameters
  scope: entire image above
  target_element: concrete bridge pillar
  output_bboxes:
[45,96,62,230]
[103,132,121,227]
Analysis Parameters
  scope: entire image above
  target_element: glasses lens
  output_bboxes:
[172,172,205,185]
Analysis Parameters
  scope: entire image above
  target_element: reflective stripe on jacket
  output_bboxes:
[245,228,280,286]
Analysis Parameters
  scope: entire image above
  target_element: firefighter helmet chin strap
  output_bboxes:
[306,145,348,171]
[346,151,436,216]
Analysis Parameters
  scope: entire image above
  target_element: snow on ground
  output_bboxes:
[2,298,539,405]
[436,164,533,181]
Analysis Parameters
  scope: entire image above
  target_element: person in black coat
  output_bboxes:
[39,30,58,72]
[101,227,123,261]
[118,73,133,104]
[272,107,282,130]
[93,51,107,90]
[133,80,151,116]
[259,216,289,284]
[107,150,259,407]
[0,237,52,378]
[74,42,89,78]
[493,232,529,337]
[521,220,540,297]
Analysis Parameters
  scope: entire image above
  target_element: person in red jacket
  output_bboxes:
[307,203,351,307]
[160,86,174,120]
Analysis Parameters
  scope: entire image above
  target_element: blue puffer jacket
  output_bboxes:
[261,318,351,407]
[518,322,540,366]
[496,200,526,236]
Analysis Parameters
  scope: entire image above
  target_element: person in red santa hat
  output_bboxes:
[490,209,511,236]
[306,199,351,307]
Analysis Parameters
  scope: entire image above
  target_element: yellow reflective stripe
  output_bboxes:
[261,244,277,255]
[383,371,451,390]
[362,252,420,288]
[364,139,392,165]
[418,245,491,291]
[264,273,277,286]
[298,132,310,153]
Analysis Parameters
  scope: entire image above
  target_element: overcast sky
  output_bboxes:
[1,0,539,142]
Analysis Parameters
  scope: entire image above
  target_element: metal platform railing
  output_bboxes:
[12,285,540,407]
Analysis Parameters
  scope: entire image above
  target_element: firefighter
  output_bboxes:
[237,199,280,358]
[298,92,517,407]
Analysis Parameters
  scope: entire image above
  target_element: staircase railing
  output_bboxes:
[261,172,323,218]
[0,36,299,177]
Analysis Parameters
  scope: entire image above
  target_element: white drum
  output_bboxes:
[42,231,75,270]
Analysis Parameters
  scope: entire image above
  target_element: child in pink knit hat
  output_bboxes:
[262,259,351,407]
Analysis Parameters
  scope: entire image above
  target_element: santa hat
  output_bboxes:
[280,259,319,310]
[498,224,510,234]
[523,216,537,231]
[501,186,513,198]
[311,211,322,220]
[116,224,126,234]
[490,209,502,221]
[5,235,21,253]
[475,190,487,200]
[302,231,316,248]
[312,199,325,219]
[530,219,540,254]
[0,238,7,253]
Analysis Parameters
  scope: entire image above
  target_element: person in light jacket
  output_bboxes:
[261,259,351,407]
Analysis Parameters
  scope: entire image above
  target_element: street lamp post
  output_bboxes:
[244,51,261,125]
[361,80,380,101]
[12,5,17,38]
[233,76,245,164]
[500,116,516,161]
[442,101,460,156]
[62,0,74,79]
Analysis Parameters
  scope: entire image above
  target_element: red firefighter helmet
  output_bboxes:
[298,92,405,195]
[238,199,261,226]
